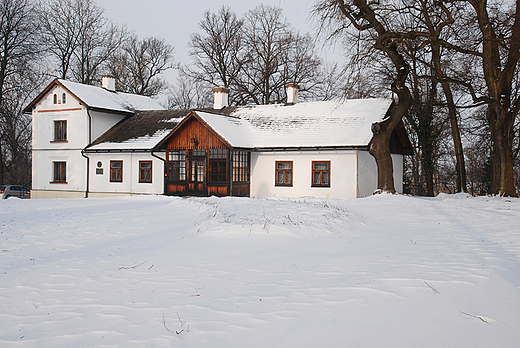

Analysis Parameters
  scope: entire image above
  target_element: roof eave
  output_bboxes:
[23,79,93,113]
[153,110,233,150]
[253,145,370,152]
[23,78,62,113]
[87,105,135,116]
[83,147,157,153]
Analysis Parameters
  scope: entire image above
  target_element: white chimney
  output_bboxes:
[286,83,298,104]
[102,75,116,92]
[212,87,229,109]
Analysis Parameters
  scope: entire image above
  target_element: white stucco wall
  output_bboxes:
[357,151,404,196]
[250,150,358,199]
[31,86,89,197]
[31,149,88,196]
[87,152,165,196]
[357,151,378,198]
[392,154,404,194]
[32,87,88,150]
[90,110,126,141]
[31,85,131,198]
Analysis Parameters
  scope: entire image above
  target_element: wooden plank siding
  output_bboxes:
[166,183,186,195]
[162,113,250,197]
[166,114,228,151]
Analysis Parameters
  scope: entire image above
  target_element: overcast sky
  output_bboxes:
[100,0,339,67]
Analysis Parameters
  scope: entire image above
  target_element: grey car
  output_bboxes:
[1,185,30,199]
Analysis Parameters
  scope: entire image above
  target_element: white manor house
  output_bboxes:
[25,77,411,199]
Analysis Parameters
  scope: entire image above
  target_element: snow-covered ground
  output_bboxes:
[1,194,519,347]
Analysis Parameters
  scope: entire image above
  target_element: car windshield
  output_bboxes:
[0,186,5,190]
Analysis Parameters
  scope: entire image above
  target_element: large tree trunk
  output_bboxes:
[489,106,517,195]
[369,124,395,193]
[348,0,414,193]
[468,0,520,197]
[369,91,412,193]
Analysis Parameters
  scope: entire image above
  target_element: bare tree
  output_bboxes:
[71,5,126,84]
[415,0,469,193]
[39,0,83,79]
[1,66,45,185]
[167,67,212,109]
[108,35,174,97]
[39,0,125,84]
[465,0,520,196]
[186,5,322,105]
[425,0,519,196]
[276,32,322,102]
[0,0,44,184]
[237,5,322,104]
[312,63,348,101]
[187,6,243,89]
[402,38,447,196]
[315,0,414,193]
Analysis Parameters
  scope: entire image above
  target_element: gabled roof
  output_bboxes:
[85,110,188,151]
[86,98,402,152]
[193,111,252,147]
[192,99,393,149]
[24,79,164,114]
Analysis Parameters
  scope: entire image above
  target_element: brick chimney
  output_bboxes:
[102,75,116,92]
[212,87,229,109]
[286,83,298,104]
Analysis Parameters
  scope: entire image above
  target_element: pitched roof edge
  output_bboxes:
[24,78,99,113]
[154,110,232,150]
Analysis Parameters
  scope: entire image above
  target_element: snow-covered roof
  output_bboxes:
[196,99,393,148]
[86,99,394,152]
[86,110,187,151]
[58,79,164,112]
[88,129,173,151]
[195,111,254,147]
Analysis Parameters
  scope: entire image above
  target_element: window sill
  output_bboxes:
[50,181,68,184]
[50,140,68,143]
[275,184,293,187]
[139,181,153,184]
[312,185,331,188]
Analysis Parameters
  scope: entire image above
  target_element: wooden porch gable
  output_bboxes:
[162,111,230,151]
[158,111,250,197]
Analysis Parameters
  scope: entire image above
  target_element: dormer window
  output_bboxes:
[62,93,66,104]
[53,94,57,104]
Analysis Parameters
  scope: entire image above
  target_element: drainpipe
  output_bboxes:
[81,150,90,198]
[151,149,166,195]
[81,108,93,198]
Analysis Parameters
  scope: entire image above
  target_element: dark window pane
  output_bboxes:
[110,161,123,182]
[53,162,66,182]
[139,161,152,183]
[54,120,67,141]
